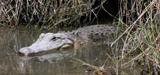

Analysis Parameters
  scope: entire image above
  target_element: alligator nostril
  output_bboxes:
[18,51,25,56]
[18,51,22,54]
[19,47,31,56]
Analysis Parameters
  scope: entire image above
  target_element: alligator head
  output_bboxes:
[19,33,73,56]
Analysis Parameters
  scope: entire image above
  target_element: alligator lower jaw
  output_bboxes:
[19,48,59,56]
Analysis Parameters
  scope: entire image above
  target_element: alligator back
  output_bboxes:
[19,25,119,56]
[68,25,118,43]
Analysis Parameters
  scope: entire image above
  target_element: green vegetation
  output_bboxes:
[69,0,159,75]
[104,0,159,75]
[0,0,160,75]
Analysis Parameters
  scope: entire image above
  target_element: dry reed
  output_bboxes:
[0,0,106,28]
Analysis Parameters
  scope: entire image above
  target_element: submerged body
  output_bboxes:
[19,25,118,56]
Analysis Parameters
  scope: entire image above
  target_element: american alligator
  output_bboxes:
[19,25,118,56]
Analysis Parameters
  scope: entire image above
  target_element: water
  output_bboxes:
[0,27,116,75]
[0,26,145,75]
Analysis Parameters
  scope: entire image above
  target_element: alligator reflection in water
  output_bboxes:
[19,51,71,63]
[0,26,145,75]
[19,25,118,56]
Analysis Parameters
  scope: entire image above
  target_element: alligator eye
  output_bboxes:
[49,36,57,42]
[50,36,62,42]
[51,37,57,41]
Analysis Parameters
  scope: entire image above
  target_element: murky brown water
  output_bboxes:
[0,27,114,75]
[0,26,143,75]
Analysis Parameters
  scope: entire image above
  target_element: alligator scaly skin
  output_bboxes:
[19,25,119,56]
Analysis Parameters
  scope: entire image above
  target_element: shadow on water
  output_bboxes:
[0,26,142,75]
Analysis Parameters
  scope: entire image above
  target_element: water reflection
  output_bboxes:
[19,51,71,63]
[0,27,114,75]
[0,26,143,75]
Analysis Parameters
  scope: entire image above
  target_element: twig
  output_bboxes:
[121,33,160,66]
[48,18,70,30]
[111,0,157,47]
[121,47,149,66]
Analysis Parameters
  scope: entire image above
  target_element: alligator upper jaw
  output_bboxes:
[19,33,73,56]
[19,46,61,56]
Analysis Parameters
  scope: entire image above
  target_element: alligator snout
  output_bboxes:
[19,47,32,56]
